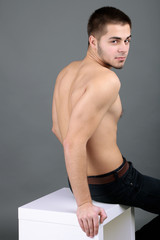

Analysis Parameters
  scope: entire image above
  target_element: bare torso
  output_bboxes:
[52,59,123,176]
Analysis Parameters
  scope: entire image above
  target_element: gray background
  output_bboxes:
[1,0,160,239]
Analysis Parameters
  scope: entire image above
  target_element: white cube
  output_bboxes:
[18,188,135,240]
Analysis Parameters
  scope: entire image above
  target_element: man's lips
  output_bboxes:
[115,57,126,61]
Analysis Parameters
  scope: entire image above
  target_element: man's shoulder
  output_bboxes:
[89,69,121,92]
[56,61,81,78]
[83,69,121,110]
[62,60,82,71]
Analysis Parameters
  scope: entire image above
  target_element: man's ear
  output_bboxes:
[88,35,98,49]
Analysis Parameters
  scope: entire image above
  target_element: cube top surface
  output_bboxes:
[18,188,129,226]
[19,188,77,213]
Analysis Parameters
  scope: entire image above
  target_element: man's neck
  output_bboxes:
[85,47,111,69]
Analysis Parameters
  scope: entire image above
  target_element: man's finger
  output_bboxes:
[83,219,90,237]
[99,208,107,223]
[78,218,85,232]
[93,215,99,236]
[87,217,95,238]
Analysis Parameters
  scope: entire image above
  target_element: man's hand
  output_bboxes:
[77,202,107,238]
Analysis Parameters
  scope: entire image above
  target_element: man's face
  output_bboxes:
[96,24,131,69]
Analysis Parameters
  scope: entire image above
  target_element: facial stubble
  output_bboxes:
[97,43,125,69]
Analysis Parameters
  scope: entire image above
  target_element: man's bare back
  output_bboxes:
[52,58,123,176]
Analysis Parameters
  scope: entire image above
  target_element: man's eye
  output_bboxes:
[111,40,118,44]
[125,39,131,43]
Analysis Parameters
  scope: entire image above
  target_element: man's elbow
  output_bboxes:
[52,126,58,138]
[52,126,56,134]
[63,136,87,151]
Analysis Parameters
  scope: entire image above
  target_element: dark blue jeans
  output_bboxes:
[88,160,160,239]
[89,161,160,214]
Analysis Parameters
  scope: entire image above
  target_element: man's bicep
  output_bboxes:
[66,102,103,144]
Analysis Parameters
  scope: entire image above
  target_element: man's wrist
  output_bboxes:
[78,200,92,208]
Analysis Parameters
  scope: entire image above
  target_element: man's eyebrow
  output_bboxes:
[109,36,121,40]
[109,35,132,40]
[126,35,132,39]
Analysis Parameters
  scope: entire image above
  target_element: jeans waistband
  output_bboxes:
[87,156,129,185]
[88,156,126,179]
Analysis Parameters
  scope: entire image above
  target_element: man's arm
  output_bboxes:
[63,72,120,238]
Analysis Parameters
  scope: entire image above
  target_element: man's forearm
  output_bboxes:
[63,139,92,206]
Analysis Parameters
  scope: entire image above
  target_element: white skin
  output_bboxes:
[53,23,131,238]
[76,23,131,238]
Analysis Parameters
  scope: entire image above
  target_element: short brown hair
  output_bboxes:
[87,6,131,44]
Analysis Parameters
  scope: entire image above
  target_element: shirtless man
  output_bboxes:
[52,7,160,239]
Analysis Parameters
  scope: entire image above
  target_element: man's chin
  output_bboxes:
[112,62,125,69]
[114,65,124,69]
[112,58,127,69]
[102,60,125,69]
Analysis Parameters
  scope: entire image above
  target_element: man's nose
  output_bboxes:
[118,43,128,53]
